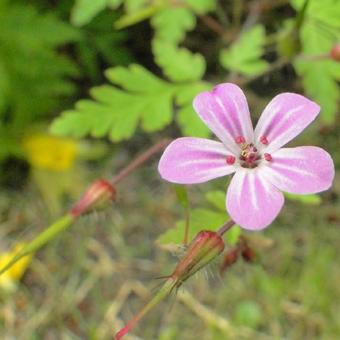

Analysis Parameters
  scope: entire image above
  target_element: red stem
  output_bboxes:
[111,138,172,185]
[216,220,235,236]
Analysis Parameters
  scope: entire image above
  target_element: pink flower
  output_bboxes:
[158,83,334,230]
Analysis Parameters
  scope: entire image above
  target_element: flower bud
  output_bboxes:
[70,179,116,217]
[171,230,225,285]
[220,247,239,275]
[241,245,256,262]
[115,231,224,340]
[330,44,340,61]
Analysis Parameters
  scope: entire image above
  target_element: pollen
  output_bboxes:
[226,155,236,165]
[239,143,261,168]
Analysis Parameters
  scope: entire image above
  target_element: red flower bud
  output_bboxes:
[220,247,239,275]
[241,245,256,262]
[171,230,225,285]
[114,231,224,340]
[330,44,340,61]
[239,237,256,263]
[70,179,116,217]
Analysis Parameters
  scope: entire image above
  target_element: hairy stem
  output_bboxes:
[115,279,175,340]
[217,220,235,236]
[111,138,171,185]
[0,139,171,277]
[0,214,74,276]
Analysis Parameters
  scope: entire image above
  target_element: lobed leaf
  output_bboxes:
[151,7,196,44]
[51,64,209,141]
[220,25,268,75]
[291,0,340,123]
[185,0,217,14]
[153,40,206,82]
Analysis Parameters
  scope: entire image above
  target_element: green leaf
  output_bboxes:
[71,0,108,26]
[174,185,190,209]
[175,82,211,137]
[220,25,268,75]
[185,0,217,14]
[153,40,206,82]
[285,192,321,205]
[74,11,133,81]
[157,190,241,248]
[226,226,242,246]
[105,64,169,92]
[291,0,340,123]
[114,4,161,29]
[175,81,212,105]
[124,0,149,13]
[51,64,209,141]
[177,105,210,137]
[157,208,227,247]
[291,0,340,28]
[151,7,196,44]
[0,4,79,122]
[71,0,123,27]
[205,190,226,211]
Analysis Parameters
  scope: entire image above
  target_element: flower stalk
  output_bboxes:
[0,139,171,277]
[115,279,175,340]
[0,214,74,276]
[115,225,230,339]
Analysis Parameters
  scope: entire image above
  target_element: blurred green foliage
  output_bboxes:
[291,0,340,123]
[0,0,130,162]
[0,1,79,160]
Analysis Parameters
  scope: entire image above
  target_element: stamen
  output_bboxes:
[235,136,246,144]
[264,153,272,161]
[226,155,236,165]
[260,136,268,145]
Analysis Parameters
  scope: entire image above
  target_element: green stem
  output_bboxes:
[0,214,75,276]
[115,279,175,339]
[114,4,163,29]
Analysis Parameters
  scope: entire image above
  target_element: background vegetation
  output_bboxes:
[0,0,339,339]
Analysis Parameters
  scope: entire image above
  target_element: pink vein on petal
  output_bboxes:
[254,93,320,152]
[193,83,253,153]
[158,137,237,184]
[260,146,335,194]
[226,169,284,230]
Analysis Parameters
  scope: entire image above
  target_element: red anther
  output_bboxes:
[260,136,268,145]
[264,153,272,161]
[235,136,246,144]
[330,44,340,61]
[226,155,236,165]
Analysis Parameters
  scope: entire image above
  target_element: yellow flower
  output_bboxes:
[0,244,32,291]
[23,134,78,171]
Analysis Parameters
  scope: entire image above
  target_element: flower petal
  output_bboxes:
[193,83,253,154]
[260,146,334,194]
[254,93,320,152]
[158,137,236,184]
[226,169,284,230]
